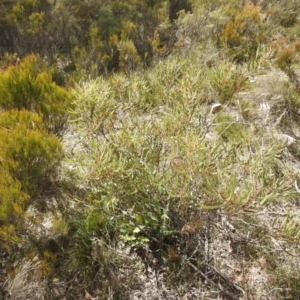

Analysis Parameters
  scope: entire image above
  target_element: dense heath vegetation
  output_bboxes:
[1,0,300,299]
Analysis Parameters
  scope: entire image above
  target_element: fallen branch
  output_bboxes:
[185,260,240,300]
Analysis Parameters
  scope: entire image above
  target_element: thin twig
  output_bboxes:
[209,264,245,295]
[185,260,240,300]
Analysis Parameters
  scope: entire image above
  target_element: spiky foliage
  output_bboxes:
[62,46,298,297]
[3,0,300,299]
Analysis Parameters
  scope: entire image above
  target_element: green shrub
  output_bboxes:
[0,170,27,224]
[214,113,248,143]
[0,55,71,133]
[219,4,269,61]
[207,62,248,103]
[275,41,300,77]
[262,0,300,28]
[0,110,63,197]
[66,43,298,296]
[0,169,28,252]
[55,209,126,299]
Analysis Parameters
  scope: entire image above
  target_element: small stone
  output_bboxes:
[210,103,222,114]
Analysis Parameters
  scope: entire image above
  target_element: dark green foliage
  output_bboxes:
[7,0,52,55]
[0,18,16,54]
[169,0,192,21]
[0,0,167,75]
[94,8,120,41]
